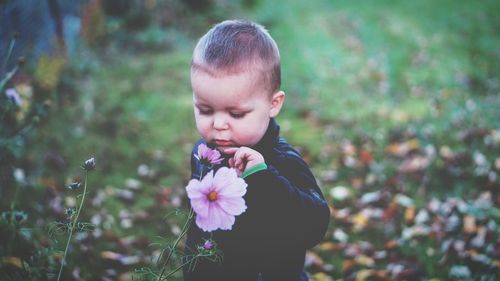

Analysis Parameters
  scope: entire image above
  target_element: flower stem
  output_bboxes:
[161,253,206,280]
[157,208,194,281]
[56,171,88,281]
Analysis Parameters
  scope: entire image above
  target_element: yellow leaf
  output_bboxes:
[1,256,23,269]
[311,272,333,281]
[405,206,416,224]
[355,269,372,281]
[35,55,66,90]
[318,241,343,252]
[355,254,375,267]
[385,138,419,157]
[463,215,477,234]
[352,212,369,231]
[14,83,33,121]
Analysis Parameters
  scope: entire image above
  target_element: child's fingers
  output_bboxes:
[233,148,249,166]
[228,157,236,168]
[237,162,245,172]
[235,147,265,169]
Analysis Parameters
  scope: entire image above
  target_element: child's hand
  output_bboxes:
[222,147,264,175]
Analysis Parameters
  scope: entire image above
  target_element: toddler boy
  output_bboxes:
[185,19,330,281]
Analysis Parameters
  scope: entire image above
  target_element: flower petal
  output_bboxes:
[186,179,204,199]
[212,167,237,192]
[196,203,221,232]
[199,170,214,189]
[218,177,247,198]
[195,214,214,232]
[217,196,247,216]
[218,211,235,230]
[191,198,210,217]
[209,202,236,231]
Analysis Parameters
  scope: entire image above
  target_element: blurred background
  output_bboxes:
[0,0,499,280]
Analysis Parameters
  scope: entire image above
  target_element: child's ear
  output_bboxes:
[269,91,285,118]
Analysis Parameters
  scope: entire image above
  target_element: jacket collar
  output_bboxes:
[253,118,280,154]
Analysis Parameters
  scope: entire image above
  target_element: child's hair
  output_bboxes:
[191,19,281,94]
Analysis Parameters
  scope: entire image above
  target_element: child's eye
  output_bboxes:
[229,112,246,119]
[198,108,213,115]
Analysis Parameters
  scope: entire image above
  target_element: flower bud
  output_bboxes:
[82,157,96,171]
[67,182,81,190]
[65,208,76,218]
[203,240,214,250]
[17,56,25,67]
[14,211,27,223]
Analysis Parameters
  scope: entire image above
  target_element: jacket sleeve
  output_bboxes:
[243,152,330,249]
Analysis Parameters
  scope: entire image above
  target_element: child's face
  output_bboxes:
[191,68,284,153]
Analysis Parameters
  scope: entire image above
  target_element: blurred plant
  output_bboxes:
[1,33,24,188]
[47,157,96,281]
[0,32,56,281]
[0,32,51,195]
[0,210,52,280]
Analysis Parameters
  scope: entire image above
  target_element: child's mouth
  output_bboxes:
[214,140,232,147]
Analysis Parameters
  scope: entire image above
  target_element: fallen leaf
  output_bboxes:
[404,206,416,224]
[318,241,345,252]
[305,251,327,271]
[0,256,23,269]
[100,251,141,266]
[399,155,433,173]
[359,149,374,165]
[330,186,352,201]
[355,254,375,267]
[355,269,372,281]
[311,272,333,281]
[382,202,399,221]
[352,212,369,231]
[342,259,356,272]
[385,139,419,157]
[463,215,477,234]
[385,240,399,250]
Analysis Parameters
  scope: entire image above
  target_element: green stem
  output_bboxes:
[157,208,194,280]
[1,35,16,75]
[56,171,88,281]
[160,254,202,280]
[0,64,18,92]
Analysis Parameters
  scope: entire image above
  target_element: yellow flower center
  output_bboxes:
[207,191,218,202]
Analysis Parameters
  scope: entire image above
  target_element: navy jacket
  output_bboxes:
[183,119,330,281]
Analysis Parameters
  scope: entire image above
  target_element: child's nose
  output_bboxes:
[213,114,229,130]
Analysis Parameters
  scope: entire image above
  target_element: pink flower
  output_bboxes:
[186,167,247,232]
[195,143,224,166]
